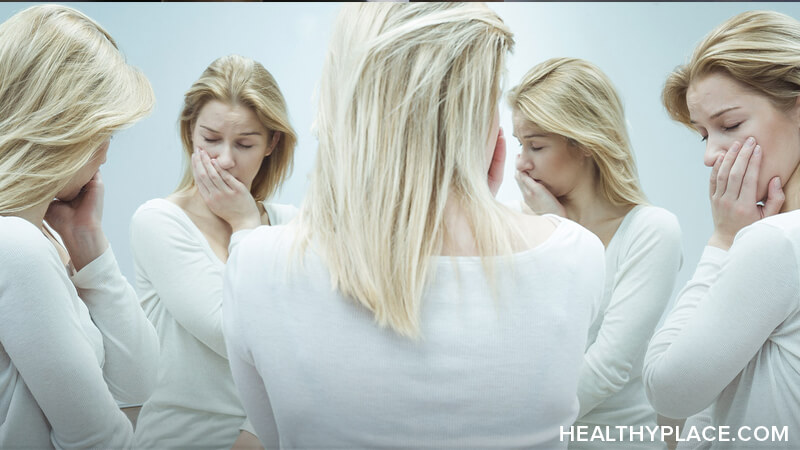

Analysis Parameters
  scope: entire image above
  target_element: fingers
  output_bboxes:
[739,142,761,201]
[191,150,212,200]
[713,140,740,198]
[761,177,785,217]
[200,150,233,193]
[709,154,722,198]
[724,138,757,199]
[193,149,234,201]
[212,159,248,193]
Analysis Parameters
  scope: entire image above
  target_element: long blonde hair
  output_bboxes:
[507,57,648,207]
[663,10,800,127]
[0,4,154,214]
[175,55,297,203]
[297,3,517,338]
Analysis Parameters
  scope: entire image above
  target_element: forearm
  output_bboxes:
[73,247,160,403]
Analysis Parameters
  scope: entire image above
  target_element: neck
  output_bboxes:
[440,192,478,256]
[560,170,612,225]
[781,162,800,213]
[9,200,50,230]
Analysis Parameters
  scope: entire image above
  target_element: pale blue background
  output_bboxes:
[2,2,799,315]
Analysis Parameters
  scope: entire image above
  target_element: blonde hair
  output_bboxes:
[663,10,800,127]
[507,57,648,207]
[175,55,297,203]
[0,4,154,214]
[297,3,516,338]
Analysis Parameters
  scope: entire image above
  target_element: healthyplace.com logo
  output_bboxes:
[561,425,788,444]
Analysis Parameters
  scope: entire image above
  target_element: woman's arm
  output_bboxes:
[576,208,683,418]
[71,246,160,404]
[643,223,798,418]
[223,236,280,447]
[0,224,135,448]
[130,203,230,357]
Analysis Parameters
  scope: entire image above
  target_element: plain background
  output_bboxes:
[2,2,799,317]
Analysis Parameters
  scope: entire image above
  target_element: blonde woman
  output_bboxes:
[130,54,297,449]
[644,10,800,449]
[508,58,683,448]
[222,3,605,448]
[0,4,158,448]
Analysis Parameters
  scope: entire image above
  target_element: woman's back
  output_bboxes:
[223,214,604,448]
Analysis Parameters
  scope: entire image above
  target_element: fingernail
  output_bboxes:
[776,177,782,187]
[754,145,761,155]
[746,137,755,146]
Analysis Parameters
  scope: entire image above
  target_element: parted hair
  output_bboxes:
[507,57,648,208]
[175,55,297,203]
[663,10,800,127]
[0,4,154,214]
[297,2,517,338]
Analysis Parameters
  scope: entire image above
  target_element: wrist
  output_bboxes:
[63,230,109,271]
[708,231,734,251]
[229,214,261,234]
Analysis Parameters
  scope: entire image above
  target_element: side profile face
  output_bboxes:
[512,108,592,198]
[192,99,272,190]
[687,72,800,201]
[55,139,110,201]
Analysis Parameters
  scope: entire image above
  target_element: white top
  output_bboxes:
[0,216,160,449]
[576,206,683,431]
[644,210,800,449]
[130,198,298,449]
[223,215,605,449]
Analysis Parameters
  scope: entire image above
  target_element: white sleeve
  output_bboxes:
[576,210,683,418]
[130,205,228,357]
[223,232,280,447]
[643,224,799,418]
[70,246,160,405]
[0,227,135,448]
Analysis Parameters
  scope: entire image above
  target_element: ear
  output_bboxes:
[265,131,281,158]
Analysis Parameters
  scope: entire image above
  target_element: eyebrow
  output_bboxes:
[199,125,262,136]
[690,106,740,124]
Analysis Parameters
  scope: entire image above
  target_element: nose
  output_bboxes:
[703,135,729,168]
[516,150,534,172]
[216,144,235,170]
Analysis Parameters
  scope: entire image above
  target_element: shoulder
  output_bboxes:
[263,202,299,226]
[232,223,295,264]
[0,216,61,279]
[628,205,681,237]
[129,198,200,254]
[130,198,191,236]
[520,214,605,268]
[619,205,682,249]
[734,213,799,263]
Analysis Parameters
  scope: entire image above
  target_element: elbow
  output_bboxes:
[642,363,706,419]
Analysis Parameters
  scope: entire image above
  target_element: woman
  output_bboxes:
[130,54,297,449]
[508,58,683,448]
[222,3,605,448]
[0,4,159,448]
[644,10,800,449]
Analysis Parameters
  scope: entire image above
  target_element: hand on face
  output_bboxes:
[487,127,506,197]
[192,148,261,232]
[515,155,566,217]
[708,136,784,250]
[45,171,109,271]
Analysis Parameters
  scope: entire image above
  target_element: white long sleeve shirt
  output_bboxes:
[574,206,683,442]
[222,215,605,449]
[644,210,800,449]
[0,215,160,449]
[130,198,297,449]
